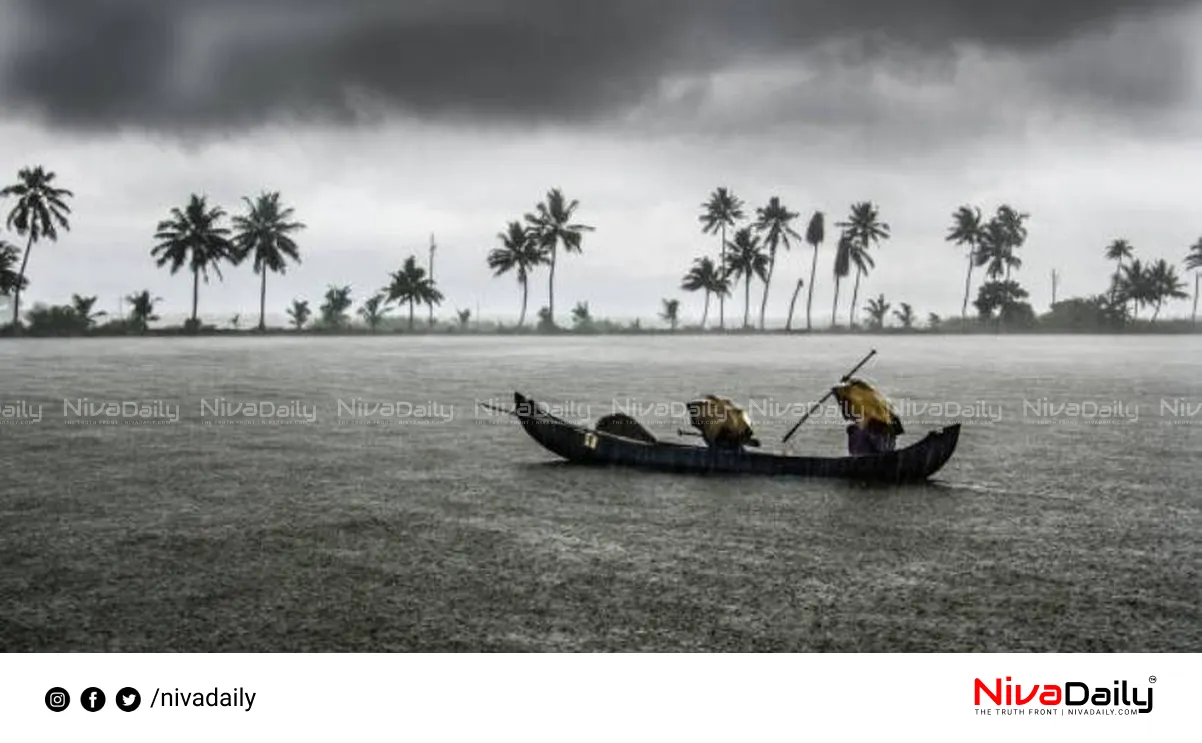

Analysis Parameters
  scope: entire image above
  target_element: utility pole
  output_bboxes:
[428,233,436,328]
[1051,269,1059,308]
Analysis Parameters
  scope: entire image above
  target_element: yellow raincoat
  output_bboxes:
[688,395,759,447]
[832,379,904,435]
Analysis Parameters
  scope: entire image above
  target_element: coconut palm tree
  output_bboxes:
[1147,258,1188,323]
[319,285,353,328]
[785,279,805,333]
[457,309,471,329]
[570,301,593,330]
[753,196,801,330]
[660,298,680,331]
[831,232,852,328]
[1184,238,1202,327]
[976,218,1022,280]
[680,256,728,329]
[70,294,107,328]
[801,211,824,331]
[723,227,768,330]
[487,220,543,328]
[1116,260,1150,320]
[893,302,915,329]
[946,205,985,324]
[151,195,236,330]
[125,291,161,332]
[864,294,891,330]
[1104,238,1134,303]
[699,187,746,330]
[0,241,27,297]
[287,299,311,330]
[358,294,392,332]
[232,191,305,331]
[525,188,593,329]
[385,255,443,330]
[926,312,942,330]
[1,166,73,332]
[836,202,890,327]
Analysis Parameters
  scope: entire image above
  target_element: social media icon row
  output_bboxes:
[45,686,140,712]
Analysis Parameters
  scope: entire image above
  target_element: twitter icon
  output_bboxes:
[116,687,141,712]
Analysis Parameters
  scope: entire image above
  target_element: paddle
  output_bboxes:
[780,348,877,444]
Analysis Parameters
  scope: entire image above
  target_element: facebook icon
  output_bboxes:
[81,687,106,712]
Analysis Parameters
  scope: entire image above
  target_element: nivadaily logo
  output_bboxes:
[974,677,1153,715]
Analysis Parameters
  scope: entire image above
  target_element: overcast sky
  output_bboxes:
[2,0,1201,326]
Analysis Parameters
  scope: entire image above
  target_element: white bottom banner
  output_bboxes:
[2,653,1196,742]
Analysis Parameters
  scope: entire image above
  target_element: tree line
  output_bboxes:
[2,164,1201,335]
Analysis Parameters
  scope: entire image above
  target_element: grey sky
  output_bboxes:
[2,0,1201,325]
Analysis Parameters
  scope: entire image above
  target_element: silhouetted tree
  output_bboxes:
[864,294,891,330]
[1184,238,1202,327]
[232,191,305,331]
[753,196,801,329]
[358,294,392,332]
[831,232,852,328]
[319,285,353,328]
[681,256,728,329]
[724,227,768,329]
[660,298,680,331]
[1,166,73,332]
[947,205,985,325]
[385,256,442,330]
[287,298,311,330]
[525,188,593,329]
[151,195,235,331]
[801,211,824,331]
[70,294,107,328]
[836,202,889,327]
[488,220,543,328]
[699,187,746,330]
[893,302,915,329]
[125,291,161,332]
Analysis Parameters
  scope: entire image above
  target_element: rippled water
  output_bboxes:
[1,335,1200,651]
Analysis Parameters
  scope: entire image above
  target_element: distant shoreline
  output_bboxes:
[2,322,1199,339]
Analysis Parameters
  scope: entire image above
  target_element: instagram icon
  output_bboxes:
[45,687,70,712]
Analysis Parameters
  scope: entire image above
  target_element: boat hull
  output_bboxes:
[513,392,959,483]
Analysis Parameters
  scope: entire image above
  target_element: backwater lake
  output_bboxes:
[1,334,1199,651]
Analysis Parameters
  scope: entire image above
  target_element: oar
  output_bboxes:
[781,348,877,444]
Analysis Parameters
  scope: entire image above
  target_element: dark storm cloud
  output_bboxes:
[2,0,1197,130]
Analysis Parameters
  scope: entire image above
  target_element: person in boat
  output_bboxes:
[832,378,903,456]
[687,395,761,451]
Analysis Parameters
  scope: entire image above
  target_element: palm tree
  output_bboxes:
[487,220,543,328]
[680,256,727,328]
[358,294,392,332]
[947,205,985,324]
[1147,258,1188,322]
[0,241,27,297]
[724,227,768,329]
[319,285,353,328]
[753,196,801,330]
[385,255,443,330]
[151,195,236,330]
[926,312,942,330]
[125,291,161,332]
[1,166,73,332]
[570,301,593,330]
[660,298,680,331]
[457,308,472,329]
[525,188,593,329]
[785,279,805,333]
[976,218,1022,280]
[831,232,852,328]
[287,299,311,330]
[1104,239,1134,303]
[893,302,915,329]
[864,294,891,330]
[836,202,890,327]
[995,205,1029,280]
[70,294,106,328]
[699,187,746,330]
[1117,260,1150,320]
[801,211,824,331]
[232,191,305,331]
[229,314,242,330]
[1184,238,1202,327]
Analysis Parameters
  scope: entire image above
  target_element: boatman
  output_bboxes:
[832,378,903,455]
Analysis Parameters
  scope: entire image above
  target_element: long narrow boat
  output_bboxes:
[511,392,960,483]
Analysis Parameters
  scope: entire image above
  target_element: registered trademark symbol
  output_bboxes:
[1149,676,1157,684]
